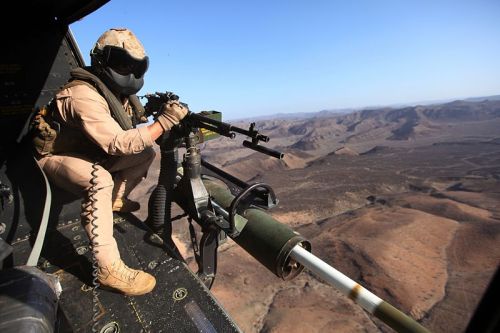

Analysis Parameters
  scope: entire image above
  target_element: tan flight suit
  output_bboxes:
[37,84,155,266]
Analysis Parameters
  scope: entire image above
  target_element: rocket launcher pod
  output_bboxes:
[201,179,429,333]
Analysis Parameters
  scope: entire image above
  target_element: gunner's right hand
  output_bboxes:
[156,100,188,131]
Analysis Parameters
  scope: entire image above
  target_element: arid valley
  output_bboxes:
[131,98,500,332]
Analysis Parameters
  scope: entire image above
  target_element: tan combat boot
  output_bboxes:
[112,198,140,212]
[98,259,156,296]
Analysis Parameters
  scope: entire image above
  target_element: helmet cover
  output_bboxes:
[90,28,149,95]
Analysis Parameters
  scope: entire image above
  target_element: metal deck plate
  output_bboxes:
[33,213,241,333]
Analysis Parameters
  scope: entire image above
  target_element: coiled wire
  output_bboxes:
[89,161,101,332]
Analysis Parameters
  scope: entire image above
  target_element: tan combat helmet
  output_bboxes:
[90,28,149,96]
[93,28,147,60]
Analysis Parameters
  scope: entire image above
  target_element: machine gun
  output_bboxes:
[142,91,284,159]
[142,92,304,286]
[142,92,431,333]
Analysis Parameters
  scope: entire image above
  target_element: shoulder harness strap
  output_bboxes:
[68,67,133,130]
[128,94,148,124]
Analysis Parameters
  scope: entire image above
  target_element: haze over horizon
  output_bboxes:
[71,0,500,119]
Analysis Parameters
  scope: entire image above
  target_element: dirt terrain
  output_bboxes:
[130,99,500,332]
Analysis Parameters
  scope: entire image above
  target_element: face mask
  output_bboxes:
[102,67,145,96]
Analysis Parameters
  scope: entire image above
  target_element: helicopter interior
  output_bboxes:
[0,1,240,332]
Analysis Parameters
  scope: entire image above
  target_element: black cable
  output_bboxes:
[88,161,100,333]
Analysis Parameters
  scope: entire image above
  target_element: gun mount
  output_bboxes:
[141,91,306,288]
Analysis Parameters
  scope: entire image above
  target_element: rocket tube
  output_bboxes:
[202,178,311,280]
[290,246,430,333]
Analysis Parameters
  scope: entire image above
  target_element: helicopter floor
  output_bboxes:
[29,212,241,333]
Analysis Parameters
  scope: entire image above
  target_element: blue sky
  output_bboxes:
[71,0,500,119]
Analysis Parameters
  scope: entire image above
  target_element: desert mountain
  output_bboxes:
[131,98,500,332]
[201,99,500,177]
[287,100,500,154]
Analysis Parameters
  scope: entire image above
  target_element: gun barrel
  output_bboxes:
[290,246,431,333]
[242,140,284,159]
[229,126,269,142]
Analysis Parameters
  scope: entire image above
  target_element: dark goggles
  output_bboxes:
[102,45,149,78]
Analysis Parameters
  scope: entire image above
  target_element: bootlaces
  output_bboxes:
[115,261,140,282]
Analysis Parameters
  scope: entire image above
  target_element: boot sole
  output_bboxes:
[99,279,156,296]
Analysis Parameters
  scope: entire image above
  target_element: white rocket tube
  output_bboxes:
[290,245,430,333]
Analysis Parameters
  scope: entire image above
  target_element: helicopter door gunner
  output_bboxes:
[34,28,187,295]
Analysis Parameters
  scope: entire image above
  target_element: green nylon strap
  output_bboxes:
[68,67,133,130]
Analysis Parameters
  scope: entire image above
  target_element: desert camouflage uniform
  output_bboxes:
[37,84,155,265]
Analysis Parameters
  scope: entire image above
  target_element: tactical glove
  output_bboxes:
[156,100,188,131]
